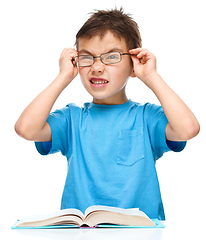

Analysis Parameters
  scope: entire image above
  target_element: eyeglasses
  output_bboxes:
[73,51,131,67]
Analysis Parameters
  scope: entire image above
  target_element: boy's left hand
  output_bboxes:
[129,48,157,87]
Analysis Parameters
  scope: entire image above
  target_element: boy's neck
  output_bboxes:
[92,93,129,105]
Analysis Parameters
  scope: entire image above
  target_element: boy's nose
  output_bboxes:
[91,58,105,73]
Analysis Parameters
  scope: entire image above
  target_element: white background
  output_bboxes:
[1,0,205,236]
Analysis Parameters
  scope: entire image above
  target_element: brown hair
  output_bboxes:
[75,7,142,50]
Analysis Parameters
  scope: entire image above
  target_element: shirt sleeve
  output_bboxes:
[166,139,187,152]
[35,106,72,156]
[145,103,186,160]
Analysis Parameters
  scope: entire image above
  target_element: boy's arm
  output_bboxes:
[15,48,78,141]
[129,48,200,141]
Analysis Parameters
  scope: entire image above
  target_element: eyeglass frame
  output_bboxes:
[72,51,132,67]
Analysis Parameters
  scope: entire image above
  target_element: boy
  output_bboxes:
[15,8,200,220]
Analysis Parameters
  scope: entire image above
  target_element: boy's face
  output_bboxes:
[77,31,134,105]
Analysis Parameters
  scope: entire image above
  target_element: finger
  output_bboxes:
[136,50,149,59]
[130,55,142,68]
[129,48,151,62]
[60,48,78,58]
[129,48,147,55]
[60,48,67,57]
[130,54,140,62]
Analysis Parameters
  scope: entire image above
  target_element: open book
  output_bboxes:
[12,205,164,229]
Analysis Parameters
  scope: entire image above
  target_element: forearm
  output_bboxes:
[15,48,78,141]
[147,73,200,141]
[130,48,200,141]
[15,73,70,141]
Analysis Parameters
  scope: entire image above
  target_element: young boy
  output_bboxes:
[15,8,200,220]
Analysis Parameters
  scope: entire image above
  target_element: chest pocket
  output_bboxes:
[117,128,144,166]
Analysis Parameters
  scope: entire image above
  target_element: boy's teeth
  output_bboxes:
[91,80,108,84]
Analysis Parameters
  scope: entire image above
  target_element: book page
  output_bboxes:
[17,215,84,227]
[84,208,155,227]
[85,205,145,218]
[18,208,84,225]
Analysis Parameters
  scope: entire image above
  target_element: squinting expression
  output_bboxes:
[77,31,134,105]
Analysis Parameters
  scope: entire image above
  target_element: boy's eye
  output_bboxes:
[107,54,119,59]
[80,55,93,60]
[102,52,121,64]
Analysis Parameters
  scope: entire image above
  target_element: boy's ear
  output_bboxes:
[130,70,136,78]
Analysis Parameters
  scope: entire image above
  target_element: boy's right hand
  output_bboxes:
[15,48,79,142]
[59,48,78,84]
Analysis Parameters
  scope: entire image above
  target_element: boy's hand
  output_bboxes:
[129,48,157,87]
[59,48,78,83]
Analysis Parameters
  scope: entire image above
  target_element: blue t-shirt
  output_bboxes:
[35,100,186,220]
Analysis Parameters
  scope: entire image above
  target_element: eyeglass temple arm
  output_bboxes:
[121,53,134,56]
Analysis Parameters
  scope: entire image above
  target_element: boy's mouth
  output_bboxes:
[89,78,109,88]
[90,78,109,84]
